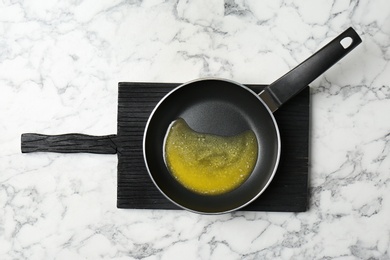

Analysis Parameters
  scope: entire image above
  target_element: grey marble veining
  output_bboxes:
[0,0,389,259]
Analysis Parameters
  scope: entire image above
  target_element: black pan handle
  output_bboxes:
[21,133,118,154]
[259,27,362,112]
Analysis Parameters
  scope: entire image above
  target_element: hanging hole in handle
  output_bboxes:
[340,37,353,49]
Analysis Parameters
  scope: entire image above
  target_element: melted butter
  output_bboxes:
[164,118,258,195]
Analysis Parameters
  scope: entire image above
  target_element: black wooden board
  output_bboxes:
[116,82,310,212]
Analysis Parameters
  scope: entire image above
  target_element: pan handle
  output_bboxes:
[21,133,118,154]
[259,27,362,112]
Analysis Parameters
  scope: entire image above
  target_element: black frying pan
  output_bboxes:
[143,27,362,214]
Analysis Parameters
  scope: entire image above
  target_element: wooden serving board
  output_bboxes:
[116,82,309,212]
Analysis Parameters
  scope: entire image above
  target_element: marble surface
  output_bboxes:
[1,0,389,259]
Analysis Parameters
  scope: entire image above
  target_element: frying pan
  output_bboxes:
[21,28,362,214]
[143,27,362,214]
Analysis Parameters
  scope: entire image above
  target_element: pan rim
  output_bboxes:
[143,77,281,214]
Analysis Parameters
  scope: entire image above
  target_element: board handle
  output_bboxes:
[21,133,118,154]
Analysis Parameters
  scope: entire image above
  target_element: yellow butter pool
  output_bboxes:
[164,118,258,195]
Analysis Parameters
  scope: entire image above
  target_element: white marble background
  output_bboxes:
[1,0,389,259]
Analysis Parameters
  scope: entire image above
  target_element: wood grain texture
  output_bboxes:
[21,133,118,154]
[116,82,310,212]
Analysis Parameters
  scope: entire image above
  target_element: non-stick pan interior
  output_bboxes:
[143,79,280,213]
